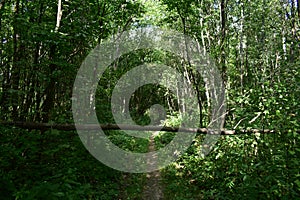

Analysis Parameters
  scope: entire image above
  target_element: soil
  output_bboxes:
[142,132,164,200]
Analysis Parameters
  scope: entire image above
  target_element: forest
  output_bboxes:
[0,0,299,199]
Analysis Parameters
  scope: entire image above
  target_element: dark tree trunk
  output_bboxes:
[41,44,57,122]
[220,0,227,82]
[11,0,21,121]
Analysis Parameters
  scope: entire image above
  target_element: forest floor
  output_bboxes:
[142,132,164,200]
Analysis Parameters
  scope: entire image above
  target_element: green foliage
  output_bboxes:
[107,130,149,153]
[0,126,147,199]
[0,0,299,199]
[160,132,300,199]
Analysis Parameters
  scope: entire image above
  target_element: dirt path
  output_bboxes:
[142,132,164,200]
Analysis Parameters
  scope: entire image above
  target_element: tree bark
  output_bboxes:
[11,0,21,121]
[1,121,297,135]
[220,0,227,82]
[41,0,63,122]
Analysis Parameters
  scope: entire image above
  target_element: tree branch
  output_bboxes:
[1,121,299,135]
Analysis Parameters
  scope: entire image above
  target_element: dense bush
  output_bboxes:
[0,127,147,199]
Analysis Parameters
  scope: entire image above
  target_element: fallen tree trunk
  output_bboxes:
[1,121,299,135]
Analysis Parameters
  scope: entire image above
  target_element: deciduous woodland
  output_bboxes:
[0,0,299,199]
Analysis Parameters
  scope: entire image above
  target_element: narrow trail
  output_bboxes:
[142,132,164,200]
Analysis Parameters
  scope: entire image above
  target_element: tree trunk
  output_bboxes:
[220,0,227,82]
[11,0,21,121]
[41,45,57,122]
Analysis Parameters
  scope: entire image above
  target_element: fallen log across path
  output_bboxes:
[1,121,299,135]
